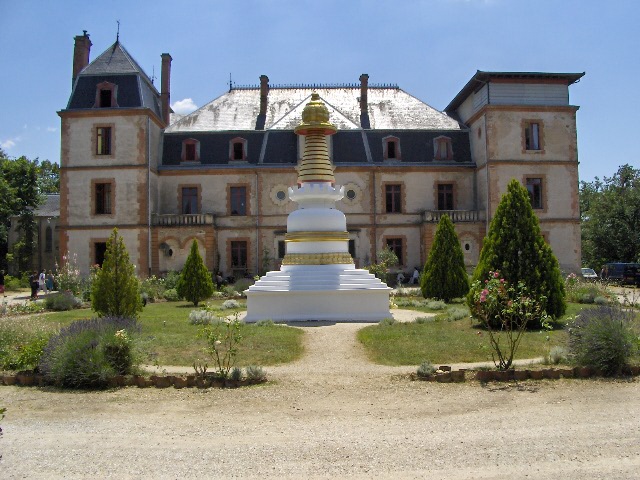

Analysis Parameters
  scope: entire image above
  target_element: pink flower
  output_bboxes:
[500,279,505,283]
[481,289,489,296]
[493,271,499,278]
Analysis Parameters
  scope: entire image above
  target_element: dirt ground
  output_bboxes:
[2,310,640,479]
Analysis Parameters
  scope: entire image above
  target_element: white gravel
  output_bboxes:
[1,310,639,479]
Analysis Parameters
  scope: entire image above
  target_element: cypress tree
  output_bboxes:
[469,179,566,320]
[91,228,143,318]
[177,239,214,306]
[421,214,469,302]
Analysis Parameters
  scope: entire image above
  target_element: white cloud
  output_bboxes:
[47,126,57,132]
[1,137,19,150]
[171,98,198,115]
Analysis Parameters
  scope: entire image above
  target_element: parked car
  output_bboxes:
[600,263,640,285]
[581,268,598,281]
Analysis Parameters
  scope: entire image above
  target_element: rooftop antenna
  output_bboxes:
[116,20,120,42]
[228,72,234,91]
[151,65,156,85]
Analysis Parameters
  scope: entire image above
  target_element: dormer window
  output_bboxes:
[181,139,200,162]
[230,137,247,161]
[383,136,401,160]
[434,136,453,161]
[94,81,118,108]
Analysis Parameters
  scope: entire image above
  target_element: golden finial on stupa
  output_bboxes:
[295,93,337,184]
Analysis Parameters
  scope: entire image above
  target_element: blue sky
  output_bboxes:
[0,0,637,182]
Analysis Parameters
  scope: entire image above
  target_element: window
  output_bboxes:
[96,127,112,155]
[181,187,199,214]
[525,122,541,151]
[94,81,117,108]
[230,241,248,268]
[95,182,112,214]
[278,240,286,259]
[385,184,402,213]
[229,137,247,161]
[230,186,247,215]
[526,178,543,209]
[94,242,107,266]
[182,139,200,162]
[386,238,404,266]
[45,226,53,253]
[434,136,453,161]
[437,184,454,210]
[383,136,401,160]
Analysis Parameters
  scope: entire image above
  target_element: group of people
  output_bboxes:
[29,270,55,300]
[396,267,421,286]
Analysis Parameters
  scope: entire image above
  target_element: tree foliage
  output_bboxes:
[366,246,399,286]
[91,228,143,318]
[580,164,640,269]
[421,214,469,301]
[177,240,214,306]
[469,179,566,321]
[0,149,60,272]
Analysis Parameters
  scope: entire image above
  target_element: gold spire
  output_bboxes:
[294,93,337,184]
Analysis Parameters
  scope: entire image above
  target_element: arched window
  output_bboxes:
[45,226,53,252]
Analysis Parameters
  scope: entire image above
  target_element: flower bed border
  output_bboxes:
[0,372,267,389]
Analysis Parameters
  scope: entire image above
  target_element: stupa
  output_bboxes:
[245,93,391,322]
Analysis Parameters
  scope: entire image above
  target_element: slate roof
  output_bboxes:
[34,194,60,217]
[64,41,162,119]
[166,86,462,133]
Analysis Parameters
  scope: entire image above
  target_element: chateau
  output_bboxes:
[54,31,583,278]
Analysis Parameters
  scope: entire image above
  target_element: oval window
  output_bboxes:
[276,190,286,201]
[346,189,356,200]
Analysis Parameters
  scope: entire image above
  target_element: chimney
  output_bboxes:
[161,53,172,126]
[359,74,370,129]
[259,75,270,116]
[72,31,92,87]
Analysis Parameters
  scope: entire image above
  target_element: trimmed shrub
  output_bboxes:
[421,214,469,302]
[0,320,50,371]
[163,288,181,302]
[568,306,638,376]
[245,365,266,382]
[546,346,569,365]
[38,316,141,388]
[469,179,566,322]
[255,319,275,327]
[91,229,143,318]
[45,292,82,311]
[425,300,447,311]
[177,240,214,306]
[379,317,396,326]
[189,309,217,325]
[140,275,166,302]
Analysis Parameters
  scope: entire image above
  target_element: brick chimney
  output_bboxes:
[359,74,370,129]
[72,31,92,87]
[259,75,270,116]
[161,53,172,126]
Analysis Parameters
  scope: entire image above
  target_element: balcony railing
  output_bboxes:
[422,210,483,223]
[152,213,214,226]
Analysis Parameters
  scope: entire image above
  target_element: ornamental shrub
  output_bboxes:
[176,240,214,306]
[421,214,469,302]
[38,316,141,388]
[568,306,638,376]
[163,288,181,302]
[44,292,82,311]
[469,179,566,323]
[91,229,143,318]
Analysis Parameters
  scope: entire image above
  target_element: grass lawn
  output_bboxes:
[357,303,595,366]
[37,301,304,367]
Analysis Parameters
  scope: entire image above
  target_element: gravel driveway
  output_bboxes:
[2,312,640,479]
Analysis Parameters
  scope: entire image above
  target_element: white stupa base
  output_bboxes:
[244,264,391,322]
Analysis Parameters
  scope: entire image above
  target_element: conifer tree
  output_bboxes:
[177,239,214,306]
[469,179,566,320]
[91,228,142,318]
[421,214,469,302]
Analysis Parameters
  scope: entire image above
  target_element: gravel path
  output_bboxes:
[2,310,640,479]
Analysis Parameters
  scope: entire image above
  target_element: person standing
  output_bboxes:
[39,269,48,295]
[46,270,55,292]
[30,271,39,300]
[410,267,420,285]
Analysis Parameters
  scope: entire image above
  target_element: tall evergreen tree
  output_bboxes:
[470,179,566,319]
[421,214,469,302]
[91,228,143,318]
[177,239,214,306]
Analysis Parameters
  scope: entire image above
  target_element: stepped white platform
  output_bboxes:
[245,264,391,322]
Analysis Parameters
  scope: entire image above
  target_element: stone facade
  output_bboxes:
[53,33,584,278]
